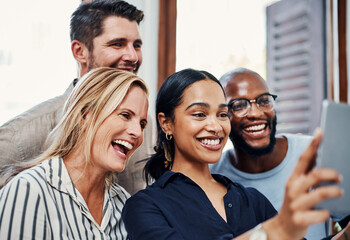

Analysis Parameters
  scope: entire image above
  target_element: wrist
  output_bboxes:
[249,223,267,240]
[262,217,294,240]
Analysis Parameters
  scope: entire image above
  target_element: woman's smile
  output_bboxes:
[197,136,223,151]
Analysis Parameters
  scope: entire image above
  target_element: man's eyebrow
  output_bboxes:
[106,38,126,44]
[219,104,228,108]
[135,39,143,45]
[106,38,143,45]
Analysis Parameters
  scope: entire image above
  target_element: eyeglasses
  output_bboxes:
[228,93,277,117]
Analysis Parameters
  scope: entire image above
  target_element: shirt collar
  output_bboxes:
[63,79,76,95]
[157,170,180,188]
[157,170,237,190]
[212,174,237,189]
[43,157,78,197]
[73,78,79,86]
[43,157,124,197]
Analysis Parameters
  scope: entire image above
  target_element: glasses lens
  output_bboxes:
[257,94,275,112]
[230,99,249,117]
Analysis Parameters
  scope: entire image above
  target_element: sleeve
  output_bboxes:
[0,177,48,239]
[122,193,185,240]
[0,93,67,188]
[0,120,45,190]
[0,124,22,163]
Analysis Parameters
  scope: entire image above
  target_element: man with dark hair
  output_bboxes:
[0,0,154,195]
[210,68,329,240]
[70,0,144,75]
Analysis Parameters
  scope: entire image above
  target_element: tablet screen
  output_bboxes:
[315,100,350,215]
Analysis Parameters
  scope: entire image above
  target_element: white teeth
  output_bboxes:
[112,140,133,150]
[200,138,220,146]
[245,124,265,132]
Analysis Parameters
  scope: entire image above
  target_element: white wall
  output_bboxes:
[0,0,80,125]
[0,0,159,126]
[332,0,340,102]
[176,0,280,80]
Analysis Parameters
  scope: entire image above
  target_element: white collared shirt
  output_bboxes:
[0,157,129,239]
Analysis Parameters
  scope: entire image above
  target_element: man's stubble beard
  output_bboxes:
[88,52,97,72]
[229,115,277,157]
[87,54,140,74]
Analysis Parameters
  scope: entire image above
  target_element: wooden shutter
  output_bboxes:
[266,0,326,134]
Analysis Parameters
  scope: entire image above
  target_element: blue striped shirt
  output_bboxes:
[0,157,129,239]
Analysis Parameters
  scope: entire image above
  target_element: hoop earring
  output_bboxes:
[166,133,172,141]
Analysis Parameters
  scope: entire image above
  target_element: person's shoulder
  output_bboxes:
[280,133,313,146]
[121,185,158,229]
[282,133,312,140]
[1,164,47,194]
[111,179,162,204]
[0,83,74,162]
[123,187,156,215]
[128,187,150,199]
[126,180,161,203]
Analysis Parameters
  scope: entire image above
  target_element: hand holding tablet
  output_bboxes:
[315,100,350,215]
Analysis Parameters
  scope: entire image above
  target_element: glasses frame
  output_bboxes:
[228,93,278,117]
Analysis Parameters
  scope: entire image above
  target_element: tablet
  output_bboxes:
[315,100,350,215]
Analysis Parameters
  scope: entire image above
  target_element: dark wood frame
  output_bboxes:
[157,0,177,90]
[327,0,348,102]
[338,0,348,102]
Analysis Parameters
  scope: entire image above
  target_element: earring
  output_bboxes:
[163,134,173,168]
[166,133,172,141]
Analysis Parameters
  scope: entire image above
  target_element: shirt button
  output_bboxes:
[228,203,233,208]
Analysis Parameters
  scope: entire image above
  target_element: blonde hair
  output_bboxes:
[3,67,148,184]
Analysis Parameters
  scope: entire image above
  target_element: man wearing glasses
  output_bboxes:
[210,68,328,240]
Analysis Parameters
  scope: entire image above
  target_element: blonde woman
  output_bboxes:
[0,67,148,239]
